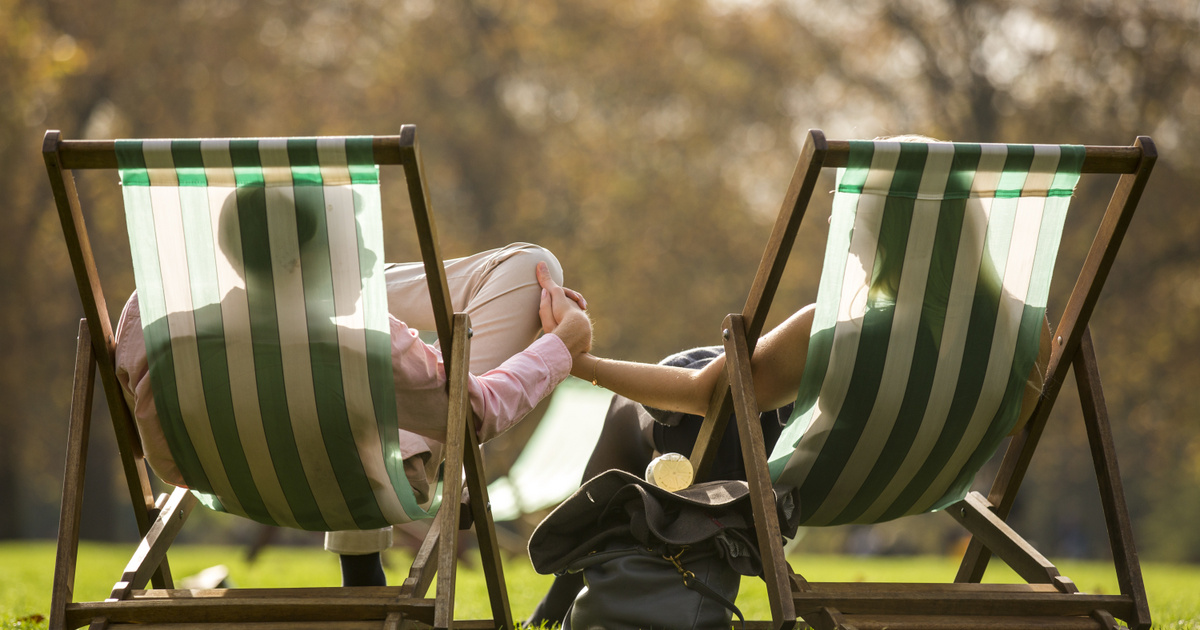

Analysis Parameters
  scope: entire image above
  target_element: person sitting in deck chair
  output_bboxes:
[528,167,1054,624]
[116,232,593,587]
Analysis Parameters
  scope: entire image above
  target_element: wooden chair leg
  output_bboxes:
[50,320,98,630]
[1074,330,1151,630]
[725,314,797,630]
[51,321,183,627]
[449,312,514,628]
[462,411,513,628]
[432,313,473,629]
[434,441,463,628]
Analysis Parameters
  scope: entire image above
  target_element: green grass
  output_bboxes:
[3,542,1198,628]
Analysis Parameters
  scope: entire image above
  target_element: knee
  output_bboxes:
[494,242,563,285]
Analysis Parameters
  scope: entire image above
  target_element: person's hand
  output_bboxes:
[536,261,592,355]
[536,261,586,330]
[536,262,586,327]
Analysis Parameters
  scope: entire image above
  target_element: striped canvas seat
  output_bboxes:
[117,137,432,531]
[768,140,1083,527]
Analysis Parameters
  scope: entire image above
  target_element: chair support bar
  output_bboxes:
[49,320,98,630]
[948,492,1076,593]
[51,135,414,169]
[820,140,1146,173]
[107,487,197,602]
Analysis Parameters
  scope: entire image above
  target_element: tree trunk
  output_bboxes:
[0,429,21,538]
[80,402,120,541]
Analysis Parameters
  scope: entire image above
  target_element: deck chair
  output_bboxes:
[689,131,1156,630]
[44,127,513,629]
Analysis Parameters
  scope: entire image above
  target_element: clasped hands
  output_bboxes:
[535,261,592,359]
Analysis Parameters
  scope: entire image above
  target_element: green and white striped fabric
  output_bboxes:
[769,140,1083,527]
[117,137,433,531]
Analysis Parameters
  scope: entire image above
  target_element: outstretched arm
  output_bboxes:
[537,260,816,418]
[573,353,719,417]
[572,304,816,417]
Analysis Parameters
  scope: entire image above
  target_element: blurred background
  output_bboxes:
[2,0,1199,563]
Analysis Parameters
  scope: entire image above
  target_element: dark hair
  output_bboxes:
[862,136,1003,336]
[217,188,322,279]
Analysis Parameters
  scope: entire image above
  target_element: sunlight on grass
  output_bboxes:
[3,542,1197,628]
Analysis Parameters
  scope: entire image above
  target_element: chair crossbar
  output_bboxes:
[789,586,1134,619]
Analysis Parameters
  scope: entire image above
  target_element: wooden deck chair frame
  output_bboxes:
[688,130,1156,630]
[44,126,513,629]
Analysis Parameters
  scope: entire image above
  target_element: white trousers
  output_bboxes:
[325,243,563,555]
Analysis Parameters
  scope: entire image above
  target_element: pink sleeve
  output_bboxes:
[389,317,573,444]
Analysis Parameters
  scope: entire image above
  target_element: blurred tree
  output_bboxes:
[0,0,94,539]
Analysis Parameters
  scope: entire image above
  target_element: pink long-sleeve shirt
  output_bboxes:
[114,293,572,503]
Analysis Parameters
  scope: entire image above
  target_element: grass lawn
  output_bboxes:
[2,541,1197,628]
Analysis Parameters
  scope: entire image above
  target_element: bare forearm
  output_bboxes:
[572,353,719,417]
[565,305,816,420]
[549,310,592,357]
